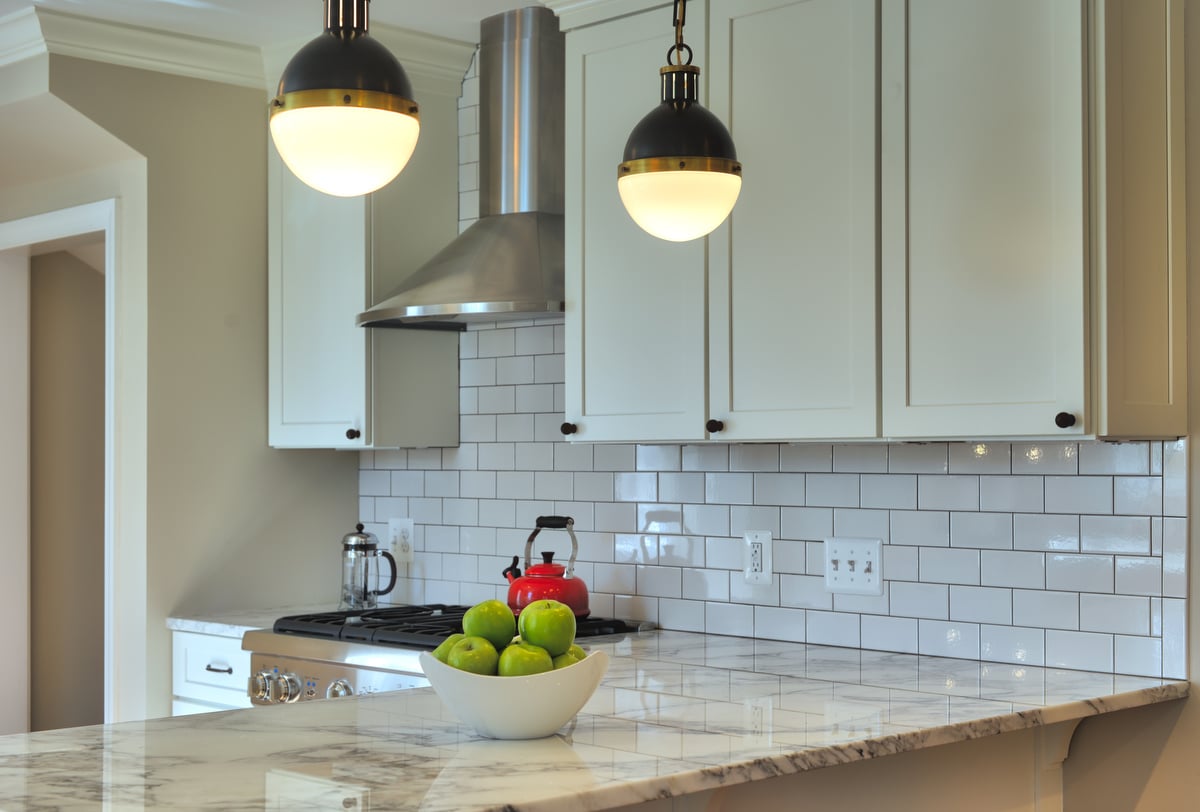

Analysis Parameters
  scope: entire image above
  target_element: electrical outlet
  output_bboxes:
[389,518,415,564]
[743,531,773,584]
[823,537,883,595]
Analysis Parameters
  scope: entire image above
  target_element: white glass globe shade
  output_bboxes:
[270,105,420,197]
[617,170,742,242]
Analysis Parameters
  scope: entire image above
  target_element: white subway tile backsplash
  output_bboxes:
[861,615,919,654]
[919,548,980,585]
[890,510,949,547]
[660,473,705,504]
[832,508,889,541]
[889,582,948,620]
[918,475,979,511]
[833,444,888,473]
[918,620,980,659]
[806,611,860,647]
[950,512,1012,550]
[730,444,780,472]
[780,444,832,472]
[706,473,754,505]
[980,625,1045,666]
[860,474,916,509]
[1046,554,1113,593]
[754,606,806,642]
[979,475,1043,513]
[1114,556,1162,597]
[1080,515,1150,554]
[1080,594,1149,636]
[889,444,949,474]
[684,568,729,602]
[1012,589,1078,630]
[781,507,833,541]
[948,443,1011,474]
[363,307,1186,676]
[949,585,1011,625]
[1012,442,1078,475]
[1045,629,1113,672]
[1045,476,1113,514]
[979,550,1045,589]
[806,474,859,507]
[1013,513,1079,552]
[1078,442,1150,475]
[637,444,682,472]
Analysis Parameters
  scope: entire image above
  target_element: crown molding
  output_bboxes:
[544,0,668,31]
[0,7,264,88]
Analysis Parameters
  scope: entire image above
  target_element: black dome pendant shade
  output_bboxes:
[270,0,421,197]
[617,0,742,241]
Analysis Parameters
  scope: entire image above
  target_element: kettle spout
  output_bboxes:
[501,555,522,583]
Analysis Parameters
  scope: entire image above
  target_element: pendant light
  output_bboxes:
[617,0,742,242]
[270,0,419,198]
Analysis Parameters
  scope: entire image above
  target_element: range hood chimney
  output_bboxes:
[358,6,564,328]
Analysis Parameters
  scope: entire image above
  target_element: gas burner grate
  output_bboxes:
[272,604,635,649]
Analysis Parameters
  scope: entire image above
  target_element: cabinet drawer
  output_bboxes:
[172,630,252,709]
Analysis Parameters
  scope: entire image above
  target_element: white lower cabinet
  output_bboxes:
[171,630,252,715]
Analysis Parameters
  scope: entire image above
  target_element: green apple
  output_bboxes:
[498,641,554,677]
[517,599,576,657]
[431,633,467,663]
[446,635,500,675]
[462,599,517,652]
[552,650,585,669]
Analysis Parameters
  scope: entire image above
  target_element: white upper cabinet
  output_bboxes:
[562,0,878,443]
[265,33,471,450]
[708,0,878,441]
[563,7,709,443]
[881,0,1185,440]
[556,0,1185,443]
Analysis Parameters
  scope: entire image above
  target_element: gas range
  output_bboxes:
[242,604,639,706]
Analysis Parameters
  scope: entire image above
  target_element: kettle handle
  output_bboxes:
[524,516,578,577]
[372,550,398,598]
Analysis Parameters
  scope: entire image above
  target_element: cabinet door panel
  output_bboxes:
[564,10,708,442]
[709,0,877,440]
[882,0,1085,438]
[269,155,371,447]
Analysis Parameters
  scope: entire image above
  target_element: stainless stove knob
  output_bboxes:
[249,671,274,703]
[269,672,302,704]
[326,679,353,699]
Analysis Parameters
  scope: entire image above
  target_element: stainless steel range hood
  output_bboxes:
[358,6,564,328]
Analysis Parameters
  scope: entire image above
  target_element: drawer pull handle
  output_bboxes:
[205,664,234,675]
[1054,412,1076,429]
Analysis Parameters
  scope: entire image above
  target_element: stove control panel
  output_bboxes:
[248,654,429,706]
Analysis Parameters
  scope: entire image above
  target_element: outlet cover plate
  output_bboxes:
[389,518,415,564]
[824,537,883,595]
[743,531,773,584]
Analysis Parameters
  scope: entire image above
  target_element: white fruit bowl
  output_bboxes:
[418,649,609,739]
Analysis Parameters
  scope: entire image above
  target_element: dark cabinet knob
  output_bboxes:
[345,428,361,440]
[706,419,725,433]
[560,422,578,436]
[1054,412,1076,429]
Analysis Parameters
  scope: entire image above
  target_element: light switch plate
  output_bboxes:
[823,537,883,595]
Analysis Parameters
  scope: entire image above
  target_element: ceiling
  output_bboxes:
[0,1,548,46]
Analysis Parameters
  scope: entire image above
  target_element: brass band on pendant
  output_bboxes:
[617,156,743,178]
[270,88,419,118]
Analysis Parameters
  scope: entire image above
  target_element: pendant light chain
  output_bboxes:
[669,0,693,66]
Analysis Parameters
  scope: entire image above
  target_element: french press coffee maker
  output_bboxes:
[339,523,398,611]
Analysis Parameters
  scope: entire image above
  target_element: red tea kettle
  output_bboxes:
[502,516,590,618]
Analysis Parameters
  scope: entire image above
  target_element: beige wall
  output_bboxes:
[40,55,361,718]
[29,250,105,731]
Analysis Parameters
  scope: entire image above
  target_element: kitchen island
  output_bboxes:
[0,629,1187,811]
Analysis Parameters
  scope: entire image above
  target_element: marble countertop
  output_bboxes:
[0,630,1187,811]
[166,604,337,637]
